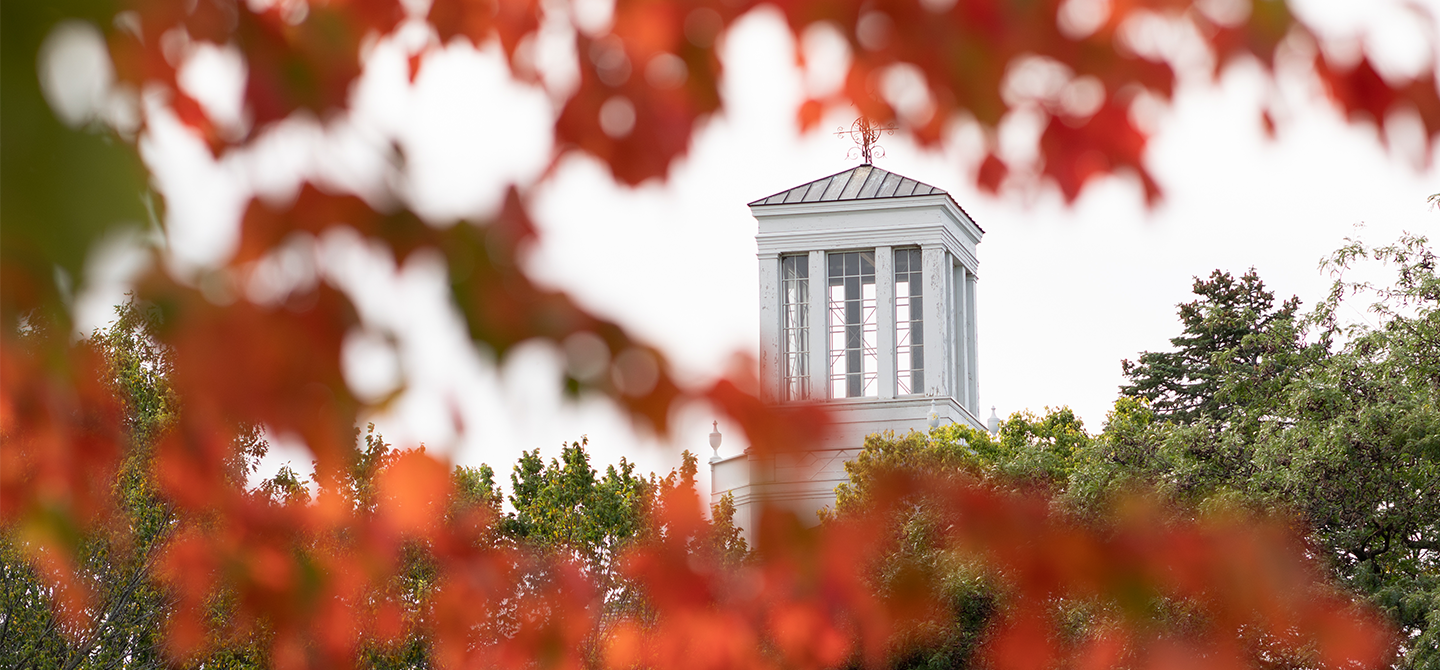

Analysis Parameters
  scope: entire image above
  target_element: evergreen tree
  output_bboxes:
[1121,269,1306,426]
[1083,238,1440,669]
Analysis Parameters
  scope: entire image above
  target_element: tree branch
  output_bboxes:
[1402,537,1439,551]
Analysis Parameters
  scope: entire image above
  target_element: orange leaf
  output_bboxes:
[377,450,453,537]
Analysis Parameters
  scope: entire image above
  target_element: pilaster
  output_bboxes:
[807,250,827,400]
[965,271,979,414]
[758,254,781,402]
[922,246,950,397]
[875,246,895,400]
[953,264,968,409]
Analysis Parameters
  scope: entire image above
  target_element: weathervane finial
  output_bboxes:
[835,117,896,164]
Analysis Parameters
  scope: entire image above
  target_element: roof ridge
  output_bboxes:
[748,165,945,207]
[747,165,983,234]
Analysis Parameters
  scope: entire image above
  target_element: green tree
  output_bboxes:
[1096,269,1316,527]
[637,450,749,572]
[501,441,748,603]
[828,429,996,670]
[1073,236,1440,668]
[1121,269,1308,427]
[0,300,266,669]
[503,439,651,583]
[833,407,1091,518]
[1245,235,1440,669]
[1067,398,1258,513]
[452,463,503,519]
[986,407,1092,487]
[705,492,749,567]
[3,311,750,670]
[826,407,1093,669]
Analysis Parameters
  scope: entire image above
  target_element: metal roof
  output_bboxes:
[749,164,982,233]
[749,164,947,206]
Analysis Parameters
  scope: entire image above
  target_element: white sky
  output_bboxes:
[73,0,1440,499]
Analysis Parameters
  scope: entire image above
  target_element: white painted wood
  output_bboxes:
[711,395,986,543]
[875,246,895,400]
[758,253,781,402]
[807,250,827,401]
[752,195,983,255]
[953,263,967,410]
[947,262,955,406]
[753,197,981,272]
[966,271,980,414]
[922,246,949,397]
[723,169,987,545]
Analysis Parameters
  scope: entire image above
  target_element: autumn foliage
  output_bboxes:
[2,0,1435,667]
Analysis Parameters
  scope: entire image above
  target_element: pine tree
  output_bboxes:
[1121,269,1305,426]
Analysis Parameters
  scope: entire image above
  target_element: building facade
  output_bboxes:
[710,164,985,540]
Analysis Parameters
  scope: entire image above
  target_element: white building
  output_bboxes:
[710,164,986,540]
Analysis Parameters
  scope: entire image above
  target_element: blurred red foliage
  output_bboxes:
[3,0,1429,666]
[1,339,126,634]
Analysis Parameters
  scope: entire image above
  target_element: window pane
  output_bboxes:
[895,248,924,395]
[827,250,877,398]
[781,254,809,401]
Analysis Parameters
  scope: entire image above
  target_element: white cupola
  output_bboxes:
[752,164,985,440]
[711,163,985,538]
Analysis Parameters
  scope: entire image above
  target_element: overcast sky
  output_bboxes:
[77,0,1440,498]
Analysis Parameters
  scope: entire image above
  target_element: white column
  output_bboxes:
[941,259,950,398]
[758,254,781,402]
[966,270,979,414]
[807,250,827,400]
[875,246,895,400]
[921,246,950,397]
[953,263,968,409]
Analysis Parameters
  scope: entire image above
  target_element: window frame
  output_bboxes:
[893,247,924,396]
[826,249,878,399]
[780,254,810,401]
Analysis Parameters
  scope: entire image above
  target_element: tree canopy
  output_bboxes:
[832,235,1440,669]
[1120,269,1308,426]
[1,305,747,668]
[1102,238,1440,668]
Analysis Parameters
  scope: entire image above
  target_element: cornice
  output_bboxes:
[756,223,980,274]
[750,194,985,242]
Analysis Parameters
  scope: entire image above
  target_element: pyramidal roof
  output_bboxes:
[749,164,948,207]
